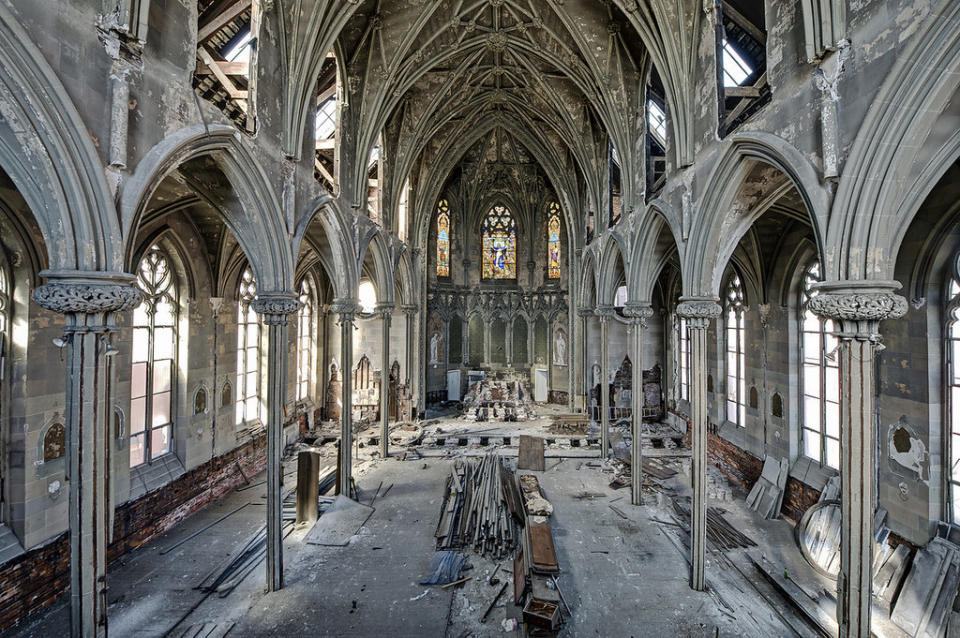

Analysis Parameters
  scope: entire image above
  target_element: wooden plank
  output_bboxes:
[513,548,527,604]
[196,61,249,76]
[197,47,248,100]
[725,85,762,98]
[752,556,838,637]
[518,435,545,471]
[198,0,252,43]
[528,519,559,573]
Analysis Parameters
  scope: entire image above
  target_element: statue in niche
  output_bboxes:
[553,327,567,366]
[43,423,66,462]
[592,363,601,388]
[430,330,443,364]
[220,381,232,408]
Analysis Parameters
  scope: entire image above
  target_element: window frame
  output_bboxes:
[547,203,561,280]
[481,204,517,280]
[130,246,178,467]
[236,267,261,427]
[436,199,450,278]
[724,272,746,427]
[799,260,841,469]
[945,258,960,520]
[296,277,316,402]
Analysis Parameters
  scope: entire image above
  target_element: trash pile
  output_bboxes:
[745,455,789,519]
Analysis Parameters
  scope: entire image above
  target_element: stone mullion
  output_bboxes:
[33,275,142,638]
[807,283,907,638]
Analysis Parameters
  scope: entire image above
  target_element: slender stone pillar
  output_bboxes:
[676,298,722,592]
[625,304,654,506]
[33,272,142,638]
[808,282,907,638]
[377,305,393,458]
[332,300,359,496]
[578,308,590,413]
[596,305,614,458]
[251,293,300,593]
[402,304,417,389]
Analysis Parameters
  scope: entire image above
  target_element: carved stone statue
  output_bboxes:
[554,327,566,365]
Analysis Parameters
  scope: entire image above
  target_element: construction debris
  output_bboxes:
[420,550,467,585]
[672,498,756,551]
[745,455,789,519]
[547,414,589,435]
[890,521,960,638]
[434,453,521,558]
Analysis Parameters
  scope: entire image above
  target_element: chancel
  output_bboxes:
[0,1,958,637]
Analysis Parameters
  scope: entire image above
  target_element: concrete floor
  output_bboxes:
[4,443,835,638]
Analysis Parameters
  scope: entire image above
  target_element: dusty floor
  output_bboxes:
[5,423,843,638]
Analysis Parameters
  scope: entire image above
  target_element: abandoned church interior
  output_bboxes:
[0,0,958,636]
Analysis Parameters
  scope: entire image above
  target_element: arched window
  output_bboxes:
[436,200,450,278]
[725,273,746,426]
[547,203,561,279]
[947,271,960,516]
[800,261,840,469]
[131,247,178,466]
[482,205,516,279]
[296,277,316,401]
[674,315,689,402]
[236,267,260,426]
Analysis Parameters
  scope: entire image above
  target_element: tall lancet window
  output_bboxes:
[236,267,260,426]
[131,247,178,466]
[436,199,450,278]
[948,269,960,517]
[481,205,516,279]
[725,273,746,426]
[800,260,840,469]
[547,203,561,279]
[296,277,316,401]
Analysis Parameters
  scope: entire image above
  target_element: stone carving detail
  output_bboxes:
[676,300,721,329]
[624,304,654,327]
[251,295,301,322]
[33,283,142,315]
[807,292,908,322]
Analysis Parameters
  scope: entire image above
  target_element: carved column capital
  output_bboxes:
[375,303,395,321]
[576,306,593,318]
[676,297,722,330]
[400,304,419,316]
[330,298,361,323]
[807,281,907,339]
[33,271,142,322]
[595,304,615,321]
[623,303,654,328]
[251,293,301,325]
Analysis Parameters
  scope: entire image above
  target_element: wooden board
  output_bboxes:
[513,548,527,604]
[528,519,559,573]
[518,435,545,471]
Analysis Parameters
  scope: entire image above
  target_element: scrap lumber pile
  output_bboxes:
[890,521,960,638]
[745,455,789,519]
[672,498,756,551]
[514,473,567,633]
[435,452,522,558]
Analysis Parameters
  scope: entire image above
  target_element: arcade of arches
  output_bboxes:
[0,0,959,636]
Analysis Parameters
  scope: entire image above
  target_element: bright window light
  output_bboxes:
[225,31,252,67]
[647,100,667,145]
[722,39,752,87]
[368,145,380,169]
[315,97,337,140]
[358,281,377,314]
[615,285,628,308]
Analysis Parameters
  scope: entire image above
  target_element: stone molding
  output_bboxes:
[594,304,615,320]
[400,304,419,315]
[33,280,142,315]
[330,298,361,320]
[807,281,907,338]
[251,294,301,325]
[623,304,654,328]
[576,307,593,318]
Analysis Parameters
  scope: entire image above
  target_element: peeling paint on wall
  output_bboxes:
[887,418,928,482]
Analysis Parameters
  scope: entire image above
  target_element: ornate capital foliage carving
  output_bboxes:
[807,281,907,339]
[623,304,654,328]
[330,298,361,322]
[594,304,615,321]
[400,304,419,316]
[676,298,721,330]
[33,280,142,316]
[251,294,301,325]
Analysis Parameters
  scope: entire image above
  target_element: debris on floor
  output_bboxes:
[435,453,521,558]
[745,455,789,519]
[420,550,468,585]
[672,498,757,550]
[890,521,960,637]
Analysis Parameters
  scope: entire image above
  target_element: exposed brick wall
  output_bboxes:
[669,409,823,524]
[0,432,267,633]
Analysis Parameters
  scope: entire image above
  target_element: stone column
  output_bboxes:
[377,305,393,458]
[506,319,513,366]
[251,293,301,593]
[527,319,534,365]
[676,298,722,592]
[625,304,654,506]
[578,308,591,413]
[33,272,142,638]
[484,320,491,365]
[596,306,613,458]
[332,300,359,496]
[402,305,417,389]
[808,282,907,638]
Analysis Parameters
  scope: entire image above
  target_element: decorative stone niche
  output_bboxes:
[194,385,208,415]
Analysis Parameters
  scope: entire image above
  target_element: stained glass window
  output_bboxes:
[547,203,561,279]
[236,267,260,426]
[801,261,840,468]
[482,205,516,279]
[131,247,178,466]
[436,200,450,277]
[725,273,746,426]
